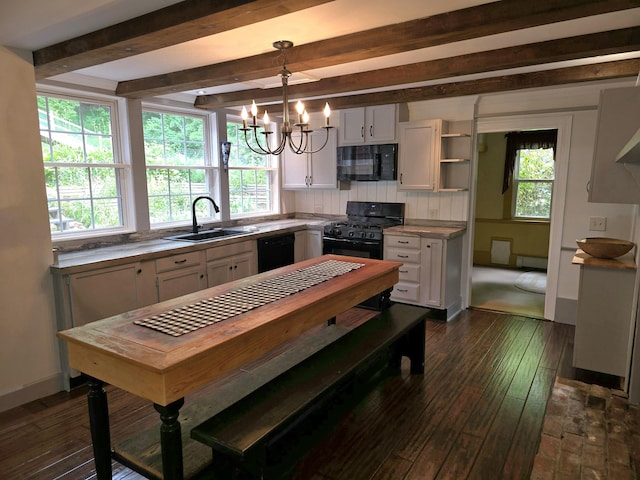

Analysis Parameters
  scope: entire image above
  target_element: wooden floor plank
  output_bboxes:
[0,308,578,480]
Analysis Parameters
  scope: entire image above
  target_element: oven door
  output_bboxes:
[322,237,382,259]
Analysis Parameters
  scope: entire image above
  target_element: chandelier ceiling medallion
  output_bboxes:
[240,40,333,156]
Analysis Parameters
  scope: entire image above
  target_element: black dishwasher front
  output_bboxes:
[257,233,295,272]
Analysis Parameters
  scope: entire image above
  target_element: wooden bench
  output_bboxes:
[190,303,428,480]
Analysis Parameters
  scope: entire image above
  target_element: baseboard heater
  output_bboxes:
[516,255,548,270]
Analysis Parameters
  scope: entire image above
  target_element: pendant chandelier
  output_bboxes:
[240,40,333,156]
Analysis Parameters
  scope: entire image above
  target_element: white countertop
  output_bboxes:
[52,219,327,274]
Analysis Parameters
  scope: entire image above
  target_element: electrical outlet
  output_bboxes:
[589,216,606,231]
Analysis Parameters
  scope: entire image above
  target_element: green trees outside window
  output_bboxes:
[226,122,276,216]
[40,94,125,234]
[142,110,212,225]
[513,148,555,219]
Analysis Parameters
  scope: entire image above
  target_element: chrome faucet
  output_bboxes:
[192,196,220,233]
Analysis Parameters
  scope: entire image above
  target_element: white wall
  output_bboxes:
[292,79,639,324]
[0,47,61,411]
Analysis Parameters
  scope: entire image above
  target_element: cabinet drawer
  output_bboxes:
[385,247,421,264]
[391,282,420,303]
[385,235,420,249]
[397,263,420,282]
[156,251,203,273]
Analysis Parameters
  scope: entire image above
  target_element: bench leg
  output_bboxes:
[154,398,185,480]
[86,376,112,480]
[407,319,426,374]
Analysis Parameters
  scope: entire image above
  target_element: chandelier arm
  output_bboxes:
[287,130,310,155]
[305,127,334,154]
[242,129,272,155]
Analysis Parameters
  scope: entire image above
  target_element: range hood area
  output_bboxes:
[617,126,640,164]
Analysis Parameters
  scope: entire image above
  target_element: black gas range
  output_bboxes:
[323,201,405,259]
[323,201,405,309]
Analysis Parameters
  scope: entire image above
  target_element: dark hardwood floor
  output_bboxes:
[0,307,575,480]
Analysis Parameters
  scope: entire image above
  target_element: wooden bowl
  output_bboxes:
[576,237,635,259]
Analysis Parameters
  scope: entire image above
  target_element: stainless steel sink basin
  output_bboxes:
[165,229,247,242]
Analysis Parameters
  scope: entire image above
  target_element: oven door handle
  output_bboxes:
[323,237,380,248]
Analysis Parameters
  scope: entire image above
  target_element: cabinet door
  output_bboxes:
[338,108,365,145]
[309,128,337,189]
[589,86,640,204]
[366,105,397,143]
[398,120,439,190]
[281,142,310,189]
[232,251,255,280]
[68,263,142,327]
[423,238,443,307]
[294,231,306,263]
[306,230,323,259]
[157,266,206,302]
[206,257,234,288]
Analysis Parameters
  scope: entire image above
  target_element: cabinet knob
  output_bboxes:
[137,269,142,274]
[361,126,364,139]
[370,125,373,137]
[427,245,431,248]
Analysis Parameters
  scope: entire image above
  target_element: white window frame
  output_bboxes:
[39,88,132,240]
[512,148,555,220]
[226,117,279,218]
[142,105,218,229]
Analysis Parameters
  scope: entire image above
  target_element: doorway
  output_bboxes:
[470,131,554,318]
[464,114,573,321]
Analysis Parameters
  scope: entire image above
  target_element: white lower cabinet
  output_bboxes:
[295,229,323,262]
[573,263,636,379]
[384,233,462,319]
[155,251,206,302]
[206,240,257,287]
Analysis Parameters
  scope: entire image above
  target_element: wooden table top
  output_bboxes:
[58,255,401,405]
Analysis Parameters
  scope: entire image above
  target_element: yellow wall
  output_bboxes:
[473,133,550,267]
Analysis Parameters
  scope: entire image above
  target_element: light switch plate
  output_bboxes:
[589,216,607,231]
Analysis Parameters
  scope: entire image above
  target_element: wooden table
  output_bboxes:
[58,255,400,480]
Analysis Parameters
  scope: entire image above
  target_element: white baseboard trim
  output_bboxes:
[0,373,65,413]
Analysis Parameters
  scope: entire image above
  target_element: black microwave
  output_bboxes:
[336,144,397,181]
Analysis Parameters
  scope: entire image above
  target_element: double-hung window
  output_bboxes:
[142,108,216,227]
[512,148,555,219]
[225,120,278,217]
[503,130,557,220]
[40,93,128,236]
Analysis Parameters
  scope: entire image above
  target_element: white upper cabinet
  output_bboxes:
[589,86,640,204]
[338,105,398,145]
[397,119,441,191]
[282,128,337,189]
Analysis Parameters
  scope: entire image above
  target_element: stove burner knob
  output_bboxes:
[360,232,366,238]
[348,231,354,237]
[369,232,375,239]
[335,229,342,236]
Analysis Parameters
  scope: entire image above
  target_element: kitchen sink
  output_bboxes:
[165,229,247,242]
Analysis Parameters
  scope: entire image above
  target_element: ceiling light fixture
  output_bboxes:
[240,40,332,156]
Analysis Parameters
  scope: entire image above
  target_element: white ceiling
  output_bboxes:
[2,0,640,102]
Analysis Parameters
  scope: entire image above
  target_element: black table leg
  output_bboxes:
[86,376,112,480]
[154,398,185,480]
[327,316,336,325]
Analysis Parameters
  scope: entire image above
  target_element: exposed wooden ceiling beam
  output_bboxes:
[32,0,333,80]
[194,27,640,109]
[222,59,640,115]
[116,0,639,98]
[278,59,640,114]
